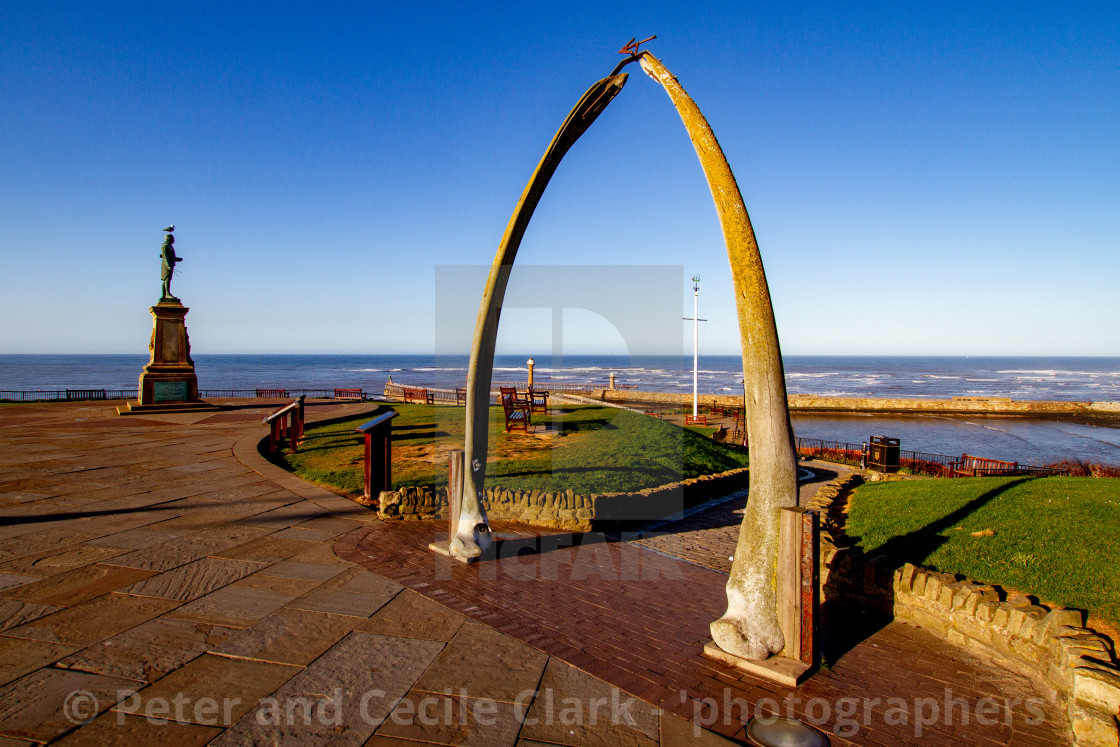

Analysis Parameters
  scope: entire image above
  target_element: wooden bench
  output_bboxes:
[455,388,467,406]
[334,388,364,400]
[949,453,1019,477]
[402,387,433,405]
[256,388,289,398]
[526,388,549,414]
[499,387,531,433]
[685,414,708,426]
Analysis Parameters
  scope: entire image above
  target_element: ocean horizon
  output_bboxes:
[2,354,1119,402]
[3,354,1118,466]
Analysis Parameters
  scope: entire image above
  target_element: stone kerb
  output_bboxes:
[808,472,1120,746]
[376,467,750,531]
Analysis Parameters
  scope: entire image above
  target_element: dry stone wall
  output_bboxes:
[376,467,749,531]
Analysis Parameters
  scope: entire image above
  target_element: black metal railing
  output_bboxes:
[0,388,371,402]
[794,437,1068,477]
[1,389,138,402]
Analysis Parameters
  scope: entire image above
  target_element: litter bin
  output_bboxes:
[867,436,900,473]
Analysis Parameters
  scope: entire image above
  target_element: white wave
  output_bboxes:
[924,375,961,379]
[999,369,1119,377]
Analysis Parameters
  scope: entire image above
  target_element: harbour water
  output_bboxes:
[2,354,1118,466]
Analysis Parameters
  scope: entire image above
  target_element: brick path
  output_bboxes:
[0,400,1069,745]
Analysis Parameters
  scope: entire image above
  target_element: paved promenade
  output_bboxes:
[0,400,1069,745]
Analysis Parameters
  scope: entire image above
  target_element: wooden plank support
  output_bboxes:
[777,506,819,666]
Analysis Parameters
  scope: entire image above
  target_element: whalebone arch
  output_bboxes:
[451,50,798,662]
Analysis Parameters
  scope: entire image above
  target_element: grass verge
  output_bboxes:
[276,403,749,497]
[846,476,1120,627]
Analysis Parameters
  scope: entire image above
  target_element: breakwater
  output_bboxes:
[592,390,1120,420]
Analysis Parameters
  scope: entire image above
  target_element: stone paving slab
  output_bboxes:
[113,654,300,727]
[5,593,181,647]
[210,535,316,565]
[166,574,321,629]
[0,546,128,578]
[519,658,661,747]
[211,632,444,746]
[52,712,222,746]
[0,601,63,635]
[413,621,550,705]
[0,577,38,596]
[258,559,347,583]
[55,617,238,684]
[101,529,270,572]
[0,639,79,688]
[356,589,467,641]
[376,689,526,747]
[3,565,156,608]
[117,557,265,601]
[286,588,393,619]
[0,667,139,743]
[83,525,196,551]
[0,541,58,567]
[213,607,362,666]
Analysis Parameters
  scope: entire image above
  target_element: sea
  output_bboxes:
[2,354,1119,467]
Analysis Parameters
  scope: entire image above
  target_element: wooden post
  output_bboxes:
[777,507,819,666]
[447,449,464,540]
[296,395,305,442]
[362,432,373,501]
[381,424,392,495]
[368,428,385,499]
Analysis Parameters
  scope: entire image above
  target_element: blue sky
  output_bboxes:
[1,2,1117,357]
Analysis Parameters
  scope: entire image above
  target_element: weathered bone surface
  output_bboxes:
[453,72,629,560]
[638,52,798,660]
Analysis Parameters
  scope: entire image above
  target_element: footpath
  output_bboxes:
[0,400,1069,745]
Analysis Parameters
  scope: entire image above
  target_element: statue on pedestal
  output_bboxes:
[118,224,210,414]
[160,225,181,302]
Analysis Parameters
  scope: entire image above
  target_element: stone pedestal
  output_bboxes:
[119,301,215,415]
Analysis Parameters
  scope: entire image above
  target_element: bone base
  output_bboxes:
[428,540,482,564]
[703,641,812,687]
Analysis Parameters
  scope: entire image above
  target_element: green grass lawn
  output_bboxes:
[276,403,749,497]
[846,476,1120,627]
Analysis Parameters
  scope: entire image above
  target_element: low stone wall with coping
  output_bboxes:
[808,471,1120,746]
[376,467,750,531]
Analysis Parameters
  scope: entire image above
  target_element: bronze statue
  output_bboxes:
[160,226,181,301]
